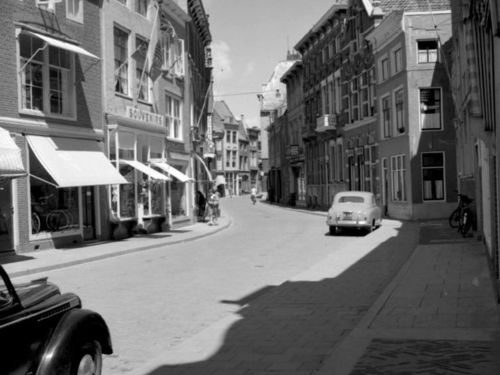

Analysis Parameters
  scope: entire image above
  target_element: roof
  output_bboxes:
[213,101,236,123]
[376,0,450,13]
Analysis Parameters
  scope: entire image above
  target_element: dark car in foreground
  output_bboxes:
[0,265,112,375]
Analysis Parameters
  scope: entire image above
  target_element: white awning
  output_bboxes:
[26,31,99,59]
[0,128,26,178]
[215,175,226,186]
[192,153,213,182]
[152,162,193,183]
[27,135,128,188]
[121,160,170,181]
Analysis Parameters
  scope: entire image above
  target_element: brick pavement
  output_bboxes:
[316,220,500,375]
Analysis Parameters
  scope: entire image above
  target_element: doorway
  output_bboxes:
[81,186,96,241]
[0,181,13,251]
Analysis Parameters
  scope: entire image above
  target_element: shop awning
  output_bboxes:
[152,162,193,183]
[25,31,99,59]
[121,160,171,181]
[27,135,128,188]
[0,128,26,178]
[192,152,213,182]
[215,175,226,186]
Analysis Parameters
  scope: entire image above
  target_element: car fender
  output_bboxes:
[36,308,112,375]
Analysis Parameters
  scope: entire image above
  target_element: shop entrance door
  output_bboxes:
[82,187,96,241]
[0,181,13,251]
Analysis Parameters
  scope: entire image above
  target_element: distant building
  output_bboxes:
[257,51,299,194]
[281,61,306,207]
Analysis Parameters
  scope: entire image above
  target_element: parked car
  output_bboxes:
[326,191,382,235]
[0,265,112,375]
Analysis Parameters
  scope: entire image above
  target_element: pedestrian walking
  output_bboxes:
[207,187,220,225]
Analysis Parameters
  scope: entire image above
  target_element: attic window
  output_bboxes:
[417,40,438,63]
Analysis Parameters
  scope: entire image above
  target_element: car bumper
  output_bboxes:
[326,218,370,228]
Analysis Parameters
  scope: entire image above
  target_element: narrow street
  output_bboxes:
[14,196,419,374]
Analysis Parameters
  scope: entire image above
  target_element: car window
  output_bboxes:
[338,196,365,203]
[0,276,13,308]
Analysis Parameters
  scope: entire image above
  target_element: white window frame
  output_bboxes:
[114,25,130,96]
[417,40,439,63]
[419,87,442,131]
[390,154,407,202]
[17,30,76,119]
[165,94,182,141]
[66,0,83,23]
[421,151,446,201]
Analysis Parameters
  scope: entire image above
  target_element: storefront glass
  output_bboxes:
[170,163,187,218]
[29,149,79,234]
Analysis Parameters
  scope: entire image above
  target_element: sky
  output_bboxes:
[198,0,341,128]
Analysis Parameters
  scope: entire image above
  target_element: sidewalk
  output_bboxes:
[316,220,500,375]
[0,215,231,279]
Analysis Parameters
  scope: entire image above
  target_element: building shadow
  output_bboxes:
[144,222,418,375]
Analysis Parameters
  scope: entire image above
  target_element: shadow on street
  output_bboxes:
[144,222,417,374]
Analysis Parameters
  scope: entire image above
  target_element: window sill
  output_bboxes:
[137,99,152,107]
[114,92,133,101]
[19,109,76,122]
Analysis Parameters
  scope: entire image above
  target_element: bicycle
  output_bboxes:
[448,192,474,237]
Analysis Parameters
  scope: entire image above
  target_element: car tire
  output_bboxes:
[73,340,103,375]
[367,220,375,233]
[329,226,337,235]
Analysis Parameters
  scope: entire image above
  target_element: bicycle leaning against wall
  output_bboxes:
[448,191,474,237]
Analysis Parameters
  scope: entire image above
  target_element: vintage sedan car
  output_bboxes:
[0,265,112,375]
[326,191,382,235]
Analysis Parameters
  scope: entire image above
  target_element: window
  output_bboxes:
[135,37,149,102]
[226,131,231,143]
[66,0,83,23]
[136,0,149,16]
[114,27,129,95]
[422,152,444,201]
[19,32,75,117]
[382,96,392,138]
[420,88,441,130]
[165,38,185,77]
[381,57,389,81]
[390,154,406,201]
[232,131,237,144]
[226,150,230,167]
[394,48,402,73]
[418,40,438,63]
[395,88,405,133]
[165,95,182,140]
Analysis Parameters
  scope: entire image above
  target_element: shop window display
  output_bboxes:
[29,149,80,235]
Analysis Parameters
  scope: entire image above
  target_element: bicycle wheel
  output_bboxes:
[461,211,473,237]
[448,208,460,228]
[32,212,41,234]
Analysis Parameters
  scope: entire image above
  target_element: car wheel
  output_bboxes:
[367,220,375,233]
[329,226,337,235]
[73,340,102,375]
